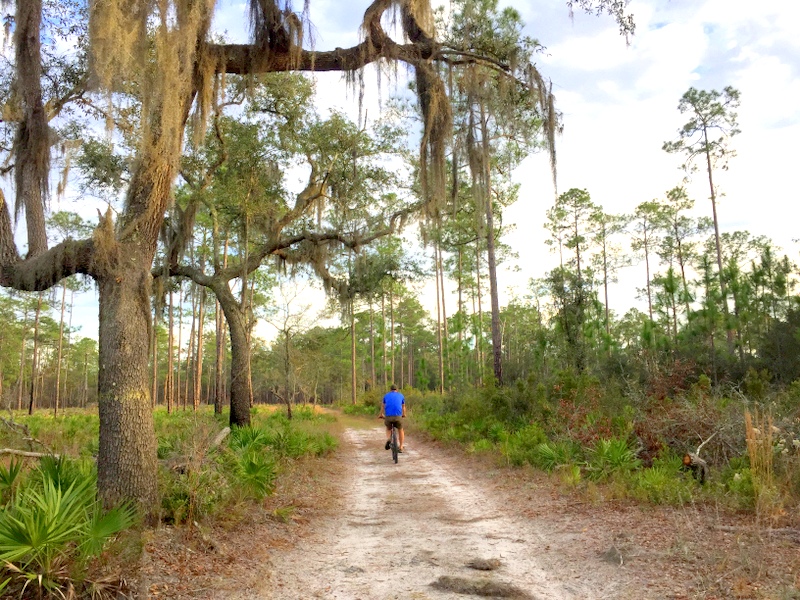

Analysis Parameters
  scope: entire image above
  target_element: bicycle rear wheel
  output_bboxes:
[391,425,399,463]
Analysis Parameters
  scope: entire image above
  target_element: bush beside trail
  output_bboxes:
[363,373,800,520]
[0,405,340,598]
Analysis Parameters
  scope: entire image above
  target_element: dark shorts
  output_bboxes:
[384,416,403,430]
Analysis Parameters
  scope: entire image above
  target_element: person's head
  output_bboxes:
[390,384,397,391]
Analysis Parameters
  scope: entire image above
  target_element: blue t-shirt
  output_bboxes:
[383,390,405,417]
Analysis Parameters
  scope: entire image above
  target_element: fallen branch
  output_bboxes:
[161,427,232,475]
[209,427,231,451]
[0,448,59,459]
[695,430,718,455]
[713,525,799,536]
[1,414,56,454]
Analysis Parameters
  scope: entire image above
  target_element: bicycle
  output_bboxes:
[389,421,400,464]
[379,417,401,464]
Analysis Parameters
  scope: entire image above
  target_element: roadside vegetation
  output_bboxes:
[0,406,338,598]
[384,375,800,523]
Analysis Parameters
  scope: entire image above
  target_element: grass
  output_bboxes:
[403,383,800,518]
[0,402,343,598]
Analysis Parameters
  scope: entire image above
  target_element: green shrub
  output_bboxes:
[310,432,339,456]
[632,466,694,505]
[467,439,495,454]
[0,459,134,597]
[0,458,23,504]
[265,426,313,458]
[499,423,547,466]
[236,450,277,499]
[723,467,756,509]
[586,437,641,480]
[533,441,578,472]
[157,435,177,459]
[229,425,271,452]
[160,464,228,524]
[31,455,92,492]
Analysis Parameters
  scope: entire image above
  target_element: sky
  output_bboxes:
[499,0,800,315]
[248,0,800,326]
[28,0,800,341]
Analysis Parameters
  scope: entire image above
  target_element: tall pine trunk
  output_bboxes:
[17,306,28,411]
[176,283,183,409]
[28,292,42,414]
[369,301,375,390]
[434,246,444,393]
[350,307,357,404]
[184,285,197,409]
[480,105,503,386]
[214,297,225,414]
[151,306,159,408]
[389,285,395,384]
[193,288,205,410]
[166,289,174,413]
[54,283,66,415]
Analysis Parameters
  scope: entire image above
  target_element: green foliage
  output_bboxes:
[586,437,641,480]
[160,464,228,524]
[229,425,271,451]
[0,458,23,504]
[499,423,547,467]
[236,450,277,500]
[264,426,315,459]
[721,465,756,509]
[632,465,695,505]
[0,458,134,596]
[532,441,579,472]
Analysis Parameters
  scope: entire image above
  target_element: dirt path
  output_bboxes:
[140,422,798,599]
[251,426,632,600]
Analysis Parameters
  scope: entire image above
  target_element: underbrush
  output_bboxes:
[410,373,800,519]
[0,404,340,597]
[156,406,339,524]
[0,455,135,598]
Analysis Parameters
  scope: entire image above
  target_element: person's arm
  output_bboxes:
[378,396,385,419]
[402,398,406,418]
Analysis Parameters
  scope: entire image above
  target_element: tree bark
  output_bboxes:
[435,246,444,393]
[166,289,174,413]
[96,263,158,511]
[193,287,205,410]
[369,301,375,390]
[54,283,66,416]
[28,292,42,414]
[17,305,28,411]
[350,307,357,404]
[184,284,197,410]
[15,0,49,259]
[216,286,252,427]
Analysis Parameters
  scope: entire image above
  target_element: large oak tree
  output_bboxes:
[0,0,632,510]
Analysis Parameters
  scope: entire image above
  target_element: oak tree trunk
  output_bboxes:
[217,289,252,427]
[96,263,158,511]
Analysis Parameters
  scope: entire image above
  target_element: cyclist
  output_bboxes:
[379,384,406,452]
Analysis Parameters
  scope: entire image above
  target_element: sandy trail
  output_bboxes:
[255,427,628,600]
